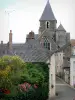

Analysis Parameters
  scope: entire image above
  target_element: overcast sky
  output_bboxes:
[0,0,75,43]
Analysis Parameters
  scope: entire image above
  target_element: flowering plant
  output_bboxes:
[18,82,31,92]
[0,88,10,94]
[18,82,38,92]
[34,84,38,89]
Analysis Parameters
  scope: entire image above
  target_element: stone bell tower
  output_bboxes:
[39,0,57,34]
[38,0,57,51]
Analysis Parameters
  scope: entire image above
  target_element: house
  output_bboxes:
[62,42,71,83]
[55,40,75,84]
[70,39,75,87]
[55,50,63,77]
[55,42,71,83]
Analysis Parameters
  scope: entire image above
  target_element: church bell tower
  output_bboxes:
[39,0,57,34]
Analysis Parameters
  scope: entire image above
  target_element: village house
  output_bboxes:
[55,40,75,85]
[55,42,71,83]
[70,40,75,87]
[55,50,63,77]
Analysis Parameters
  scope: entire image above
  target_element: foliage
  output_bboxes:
[0,56,49,100]
[21,64,45,85]
[0,55,26,89]
[4,82,48,100]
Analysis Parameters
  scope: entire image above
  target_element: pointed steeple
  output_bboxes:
[57,23,66,32]
[39,0,56,21]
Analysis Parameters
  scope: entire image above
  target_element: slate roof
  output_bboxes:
[55,42,70,53]
[0,44,6,56]
[57,24,66,32]
[34,34,38,40]
[38,29,58,52]
[0,43,14,56]
[0,38,51,62]
[12,39,50,62]
[56,39,75,53]
[39,0,56,21]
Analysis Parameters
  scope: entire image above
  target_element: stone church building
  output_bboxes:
[0,0,70,98]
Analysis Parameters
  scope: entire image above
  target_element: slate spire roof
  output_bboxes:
[39,0,56,21]
[57,23,66,32]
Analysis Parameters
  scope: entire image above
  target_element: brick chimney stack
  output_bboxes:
[26,31,35,42]
[9,30,12,50]
[28,31,35,39]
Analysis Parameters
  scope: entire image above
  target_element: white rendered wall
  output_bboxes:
[70,57,75,86]
[48,54,56,98]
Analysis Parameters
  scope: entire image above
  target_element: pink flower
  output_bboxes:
[19,84,27,91]
[19,82,31,92]
[34,84,38,89]
[27,83,31,88]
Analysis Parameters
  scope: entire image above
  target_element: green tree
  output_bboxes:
[0,56,49,100]
[0,55,26,89]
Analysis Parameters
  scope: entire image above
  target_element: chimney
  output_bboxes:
[29,31,34,39]
[1,41,3,45]
[9,30,12,50]
[26,31,35,42]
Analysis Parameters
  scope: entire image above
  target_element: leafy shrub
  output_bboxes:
[0,56,49,100]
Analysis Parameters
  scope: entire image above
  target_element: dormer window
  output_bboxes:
[46,21,50,29]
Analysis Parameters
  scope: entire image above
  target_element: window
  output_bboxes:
[40,36,51,50]
[43,36,50,50]
[46,21,50,29]
[48,43,50,50]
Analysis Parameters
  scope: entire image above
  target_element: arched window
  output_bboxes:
[43,36,50,50]
[46,21,50,29]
